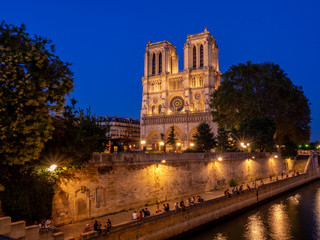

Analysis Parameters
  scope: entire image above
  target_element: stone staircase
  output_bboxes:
[293,155,310,173]
[0,216,75,240]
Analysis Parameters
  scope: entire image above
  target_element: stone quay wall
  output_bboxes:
[53,152,293,226]
[85,152,320,240]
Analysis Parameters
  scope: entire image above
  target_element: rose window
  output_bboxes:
[170,96,184,112]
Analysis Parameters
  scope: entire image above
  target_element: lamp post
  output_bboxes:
[141,140,146,151]
[49,164,57,172]
[160,141,164,152]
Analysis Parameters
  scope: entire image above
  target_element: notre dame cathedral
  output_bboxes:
[140,27,221,151]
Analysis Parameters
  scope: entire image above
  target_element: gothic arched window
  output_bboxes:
[152,53,155,75]
[193,46,197,69]
[159,52,162,74]
[200,45,203,68]
[158,105,162,114]
[152,105,155,114]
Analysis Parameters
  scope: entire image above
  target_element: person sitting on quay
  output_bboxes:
[239,185,244,193]
[144,208,150,216]
[260,180,264,186]
[180,199,186,211]
[164,203,170,212]
[93,220,102,234]
[174,202,180,212]
[156,205,162,213]
[83,223,93,233]
[132,211,138,220]
[44,217,56,231]
[246,184,251,191]
[224,189,231,198]
[269,174,273,181]
[138,210,144,219]
[191,196,195,205]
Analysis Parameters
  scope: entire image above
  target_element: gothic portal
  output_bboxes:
[140,27,221,151]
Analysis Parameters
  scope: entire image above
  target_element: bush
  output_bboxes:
[183,148,197,153]
[229,178,238,187]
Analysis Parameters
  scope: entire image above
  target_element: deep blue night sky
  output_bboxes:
[1,0,319,141]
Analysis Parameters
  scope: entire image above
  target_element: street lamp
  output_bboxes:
[49,164,57,172]
[141,140,146,151]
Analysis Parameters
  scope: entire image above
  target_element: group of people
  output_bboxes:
[38,218,56,231]
[174,196,204,211]
[224,180,265,198]
[83,219,111,235]
[132,195,205,220]
[132,208,151,220]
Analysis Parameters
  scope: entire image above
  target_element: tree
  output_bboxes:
[40,99,110,169]
[0,101,110,224]
[0,21,73,165]
[166,126,177,150]
[193,123,217,152]
[216,127,233,152]
[238,118,276,152]
[210,62,311,146]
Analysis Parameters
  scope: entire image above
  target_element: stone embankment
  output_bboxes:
[79,151,319,240]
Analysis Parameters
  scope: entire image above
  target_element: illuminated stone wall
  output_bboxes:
[52,152,293,225]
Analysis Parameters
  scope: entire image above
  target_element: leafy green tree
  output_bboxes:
[0,21,73,165]
[41,99,110,169]
[0,100,110,224]
[216,127,232,152]
[210,62,311,146]
[193,123,217,152]
[238,118,276,152]
[166,126,177,150]
[280,135,298,158]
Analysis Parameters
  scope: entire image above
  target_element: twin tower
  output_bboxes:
[140,27,221,151]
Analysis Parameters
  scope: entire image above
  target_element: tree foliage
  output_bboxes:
[0,21,73,165]
[193,123,217,152]
[210,62,311,146]
[216,127,233,152]
[238,118,276,152]
[41,99,110,169]
[166,126,177,150]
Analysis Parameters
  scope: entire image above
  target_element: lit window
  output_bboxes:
[152,53,155,75]
[193,46,196,69]
[200,45,203,68]
[159,52,162,74]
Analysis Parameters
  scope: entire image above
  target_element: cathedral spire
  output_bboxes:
[204,26,209,33]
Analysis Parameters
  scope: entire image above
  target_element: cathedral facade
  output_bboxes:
[140,28,221,151]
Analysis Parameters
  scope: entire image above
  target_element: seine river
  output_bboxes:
[179,180,320,240]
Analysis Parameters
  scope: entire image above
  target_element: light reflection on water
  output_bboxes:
[182,181,320,240]
[313,188,320,239]
[244,212,266,240]
[268,203,292,240]
[212,232,228,240]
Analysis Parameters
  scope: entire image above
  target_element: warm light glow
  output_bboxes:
[177,142,181,146]
[241,142,245,147]
[247,143,250,146]
[141,140,146,145]
[160,141,164,146]
[49,164,57,172]
[190,143,195,147]
[161,159,166,163]
[274,155,278,158]
[252,156,255,159]
[218,157,222,161]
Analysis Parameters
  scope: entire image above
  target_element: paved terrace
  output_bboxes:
[57,172,300,240]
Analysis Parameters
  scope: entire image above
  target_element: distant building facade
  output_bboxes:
[97,116,140,152]
[140,28,221,150]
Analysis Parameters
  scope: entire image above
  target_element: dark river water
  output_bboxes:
[180,180,320,240]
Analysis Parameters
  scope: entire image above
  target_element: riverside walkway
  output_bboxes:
[57,174,290,240]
